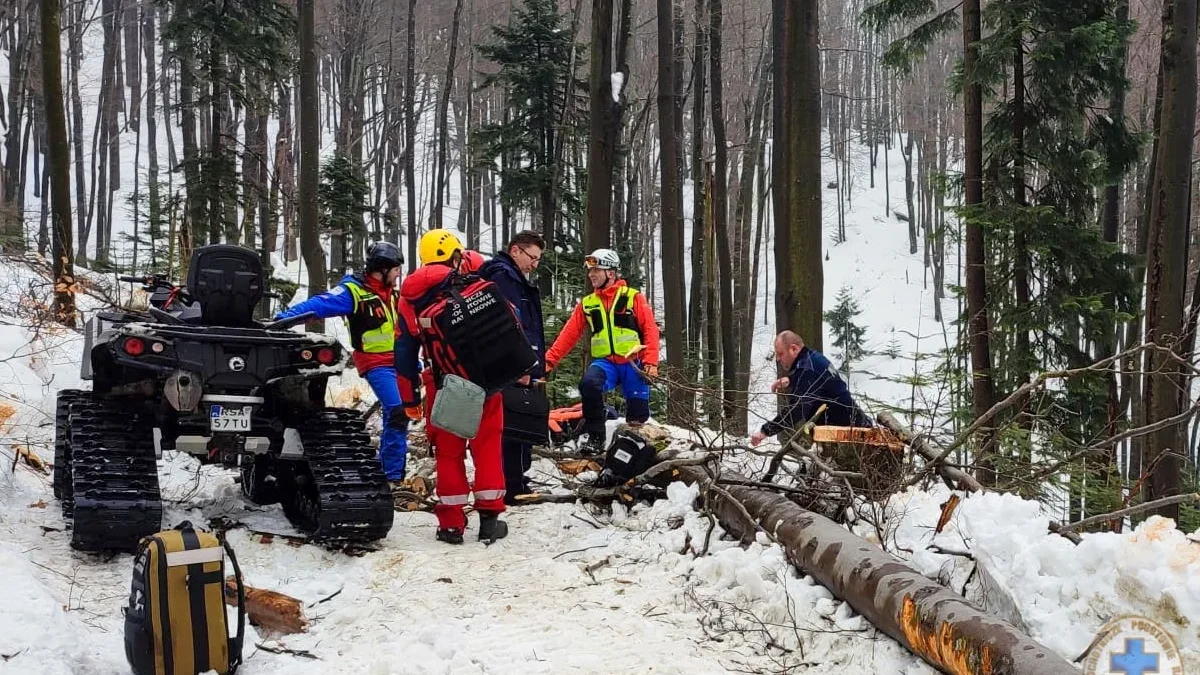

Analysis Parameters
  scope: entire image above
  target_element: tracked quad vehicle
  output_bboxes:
[54,244,394,552]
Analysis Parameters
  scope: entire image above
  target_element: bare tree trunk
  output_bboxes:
[298,0,326,332]
[657,0,690,422]
[687,0,707,355]
[709,0,736,423]
[404,0,418,268]
[68,0,87,262]
[962,0,998,484]
[274,85,294,262]
[586,0,616,251]
[772,0,822,349]
[430,0,464,231]
[42,0,75,326]
[1,5,30,251]
[1142,0,1197,521]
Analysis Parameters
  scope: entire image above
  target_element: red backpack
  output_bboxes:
[415,272,538,393]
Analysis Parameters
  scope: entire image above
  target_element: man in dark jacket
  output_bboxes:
[478,230,546,503]
[751,330,871,446]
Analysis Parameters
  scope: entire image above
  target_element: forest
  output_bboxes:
[2,0,1198,528]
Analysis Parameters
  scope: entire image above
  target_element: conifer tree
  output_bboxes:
[319,154,372,277]
[824,286,867,376]
[474,0,580,242]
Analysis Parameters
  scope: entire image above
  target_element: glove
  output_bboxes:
[404,405,423,421]
[644,364,658,378]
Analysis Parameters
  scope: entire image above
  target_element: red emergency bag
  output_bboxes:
[415,272,538,393]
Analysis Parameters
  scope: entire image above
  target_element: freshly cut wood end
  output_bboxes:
[557,459,603,476]
[811,426,904,451]
[224,577,310,635]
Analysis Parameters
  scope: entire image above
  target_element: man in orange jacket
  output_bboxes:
[545,248,660,454]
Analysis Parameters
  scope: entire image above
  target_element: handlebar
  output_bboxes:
[263,311,316,331]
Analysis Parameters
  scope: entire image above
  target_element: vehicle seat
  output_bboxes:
[185,245,264,327]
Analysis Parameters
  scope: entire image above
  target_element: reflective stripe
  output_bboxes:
[165,547,224,567]
[439,494,470,506]
[473,489,506,501]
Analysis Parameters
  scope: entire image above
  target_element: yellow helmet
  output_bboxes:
[418,229,464,265]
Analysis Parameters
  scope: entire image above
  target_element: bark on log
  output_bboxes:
[681,467,1078,675]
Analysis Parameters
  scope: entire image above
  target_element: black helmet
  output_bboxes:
[366,241,404,273]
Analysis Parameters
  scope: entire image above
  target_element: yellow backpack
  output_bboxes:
[123,521,246,675]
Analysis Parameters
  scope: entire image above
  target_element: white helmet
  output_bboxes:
[585,248,620,270]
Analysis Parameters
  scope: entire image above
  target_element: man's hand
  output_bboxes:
[517,374,531,386]
[770,376,790,393]
[644,364,658,378]
[750,430,767,446]
[404,405,423,421]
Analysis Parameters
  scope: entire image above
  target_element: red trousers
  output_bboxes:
[424,372,507,530]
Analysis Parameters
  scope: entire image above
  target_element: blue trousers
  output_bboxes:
[364,366,409,480]
[579,359,651,427]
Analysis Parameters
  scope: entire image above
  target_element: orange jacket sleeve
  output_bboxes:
[633,291,660,365]
[545,302,587,371]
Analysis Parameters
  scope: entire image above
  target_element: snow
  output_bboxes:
[611,72,625,103]
[3,5,1200,670]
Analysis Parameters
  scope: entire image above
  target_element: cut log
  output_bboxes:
[224,578,309,635]
[812,425,905,499]
[681,467,1078,675]
[877,412,984,492]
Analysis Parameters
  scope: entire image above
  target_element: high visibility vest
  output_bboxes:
[582,286,643,359]
[344,279,397,354]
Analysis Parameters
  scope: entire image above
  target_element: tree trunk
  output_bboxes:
[404,0,418,270]
[962,0,998,484]
[586,0,615,251]
[42,0,76,326]
[690,473,1082,675]
[1141,0,1197,521]
[709,0,735,423]
[657,0,690,423]
[430,0,464,230]
[298,0,326,332]
[67,0,87,262]
[772,0,823,349]
[687,0,707,355]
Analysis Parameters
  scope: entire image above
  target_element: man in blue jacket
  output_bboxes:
[751,330,871,446]
[274,242,417,487]
[478,230,546,503]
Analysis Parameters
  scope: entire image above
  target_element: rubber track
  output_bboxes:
[53,389,86,515]
[67,394,163,552]
[279,408,394,547]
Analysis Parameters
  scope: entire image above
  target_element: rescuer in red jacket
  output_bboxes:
[395,230,509,545]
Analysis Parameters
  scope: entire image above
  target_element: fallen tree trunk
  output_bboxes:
[682,467,1078,675]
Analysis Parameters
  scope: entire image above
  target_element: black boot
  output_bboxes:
[477,512,509,543]
[436,527,464,545]
[579,421,606,457]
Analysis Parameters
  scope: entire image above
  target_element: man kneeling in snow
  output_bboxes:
[751,330,871,446]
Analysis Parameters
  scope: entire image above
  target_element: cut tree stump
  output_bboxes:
[811,425,904,499]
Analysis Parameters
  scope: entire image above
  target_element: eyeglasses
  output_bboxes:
[517,246,541,264]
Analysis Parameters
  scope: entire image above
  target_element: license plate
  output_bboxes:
[210,405,251,432]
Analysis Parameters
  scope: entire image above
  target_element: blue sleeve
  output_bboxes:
[393,318,422,407]
[761,363,823,437]
[275,283,355,320]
